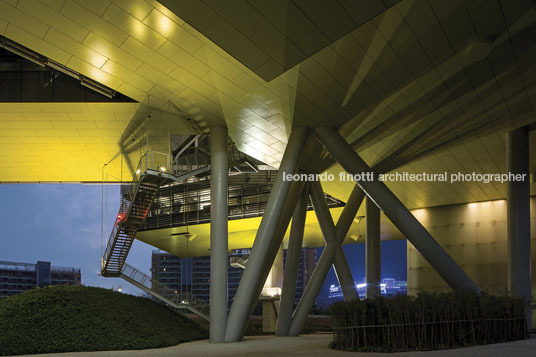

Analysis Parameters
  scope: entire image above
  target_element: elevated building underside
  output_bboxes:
[0,0,534,197]
[1,0,535,243]
[2,0,536,339]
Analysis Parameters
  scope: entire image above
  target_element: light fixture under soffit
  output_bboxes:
[81,79,115,99]
[0,39,45,67]
[0,35,116,99]
[170,232,197,241]
[45,60,80,80]
[353,215,365,224]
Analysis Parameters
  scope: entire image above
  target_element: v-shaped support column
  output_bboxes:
[314,127,480,293]
[224,127,310,342]
[276,183,309,336]
[288,180,361,336]
[333,185,364,301]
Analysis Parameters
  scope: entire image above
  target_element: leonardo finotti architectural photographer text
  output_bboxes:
[283,172,527,184]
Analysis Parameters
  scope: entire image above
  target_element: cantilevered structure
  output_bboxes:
[1,0,536,342]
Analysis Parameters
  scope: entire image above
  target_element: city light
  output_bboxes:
[329,278,408,300]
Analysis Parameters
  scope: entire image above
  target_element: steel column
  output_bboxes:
[366,197,381,298]
[335,185,366,244]
[276,184,309,336]
[239,180,304,337]
[225,127,310,342]
[288,180,338,336]
[209,125,228,342]
[261,181,306,288]
[507,127,531,330]
[314,127,480,292]
[288,183,364,336]
[333,185,364,301]
[333,246,357,301]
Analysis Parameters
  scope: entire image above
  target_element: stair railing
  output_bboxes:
[101,150,170,273]
[121,263,209,319]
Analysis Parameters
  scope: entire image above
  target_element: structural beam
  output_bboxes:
[314,127,480,293]
[276,183,309,336]
[366,197,381,299]
[333,185,364,301]
[506,127,531,330]
[289,180,337,336]
[209,125,228,342]
[225,127,310,342]
[287,183,364,336]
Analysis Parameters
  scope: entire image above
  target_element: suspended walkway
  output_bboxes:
[99,137,289,320]
[121,263,209,320]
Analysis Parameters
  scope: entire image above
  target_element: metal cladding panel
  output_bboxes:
[406,199,536,298]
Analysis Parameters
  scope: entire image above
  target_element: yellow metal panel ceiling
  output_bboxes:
[0,0,534,209]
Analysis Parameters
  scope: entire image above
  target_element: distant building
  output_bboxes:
[283,248,316,302]
[151,248,316,306]
[329,278,408,301]
[0,260,81,298]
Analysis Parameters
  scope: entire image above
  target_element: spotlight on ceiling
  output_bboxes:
[0,37,45,67]
[170,232,197,241]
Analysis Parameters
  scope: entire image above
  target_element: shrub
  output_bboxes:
[0,285,208,356]
[329,291,527,352]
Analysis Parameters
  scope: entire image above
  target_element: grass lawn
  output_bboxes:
[0,285,208,356]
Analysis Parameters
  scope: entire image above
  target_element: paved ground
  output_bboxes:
[21,333,536,357]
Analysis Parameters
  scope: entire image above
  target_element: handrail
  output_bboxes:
[121,263,209,319]
[101,150,170,273]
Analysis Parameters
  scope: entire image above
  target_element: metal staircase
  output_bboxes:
[101,168,175,277]
[121,263,209,320]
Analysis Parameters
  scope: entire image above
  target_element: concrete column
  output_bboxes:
[225,127,310,342]
[209,126,228,342]
[314,127,480,293]
[506,127,531,330]
[276,184,309,336]
[366,197,381,299]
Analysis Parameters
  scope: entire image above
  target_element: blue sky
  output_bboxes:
[0,184,154,295]
[0,184,406,300]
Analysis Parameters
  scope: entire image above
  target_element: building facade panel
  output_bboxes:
[0,261,81,298]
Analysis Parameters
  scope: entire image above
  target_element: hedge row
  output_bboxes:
[328,291,527,352]
[0,285,208,356]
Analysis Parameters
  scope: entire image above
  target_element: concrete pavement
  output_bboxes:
[20,333,536,357]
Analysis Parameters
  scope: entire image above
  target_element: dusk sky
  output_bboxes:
[0,184,406,301]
